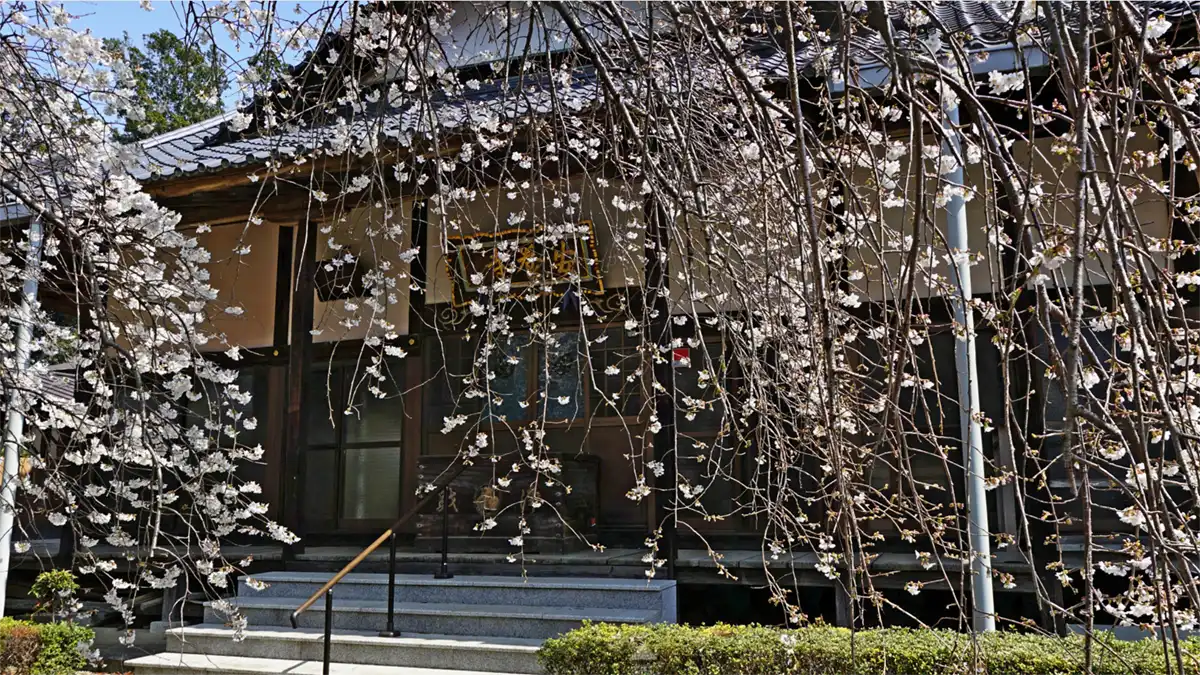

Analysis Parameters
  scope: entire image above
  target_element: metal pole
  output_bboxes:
[434,487,452,579]
[379,532,397,637]
[322,589,333,675]
[943,103,996,632]
[0,218,43,618]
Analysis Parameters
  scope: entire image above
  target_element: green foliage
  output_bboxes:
[30,570,79,602]
[538,623,1200,675]
[0,622,40,674]
[103,29,227,140]
[29,570,79,621]
[0,618,93,675]
[30,622,94,675]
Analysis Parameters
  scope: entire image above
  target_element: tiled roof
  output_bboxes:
[133,1,1200,183]
[863,0,1197,51]
[757,0,1200,77]
[130,72,601,182]
[42,363,77,402]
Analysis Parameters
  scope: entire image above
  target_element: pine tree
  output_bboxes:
[103,29,227,140]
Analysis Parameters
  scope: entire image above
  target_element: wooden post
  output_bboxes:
[262,225,295,522]
[282,218,317,557]
[407,201,430,324]
[834,577,853,627]
[264,367,288,522]
[274,225,296,347]
[644,196,677,579]
[159,573,185,626]
[400,200,429,519]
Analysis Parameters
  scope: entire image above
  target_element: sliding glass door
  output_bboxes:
[303,360,405,532]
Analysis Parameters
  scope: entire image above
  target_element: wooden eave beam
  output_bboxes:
[142,100,612,201]
[155,139,609,229]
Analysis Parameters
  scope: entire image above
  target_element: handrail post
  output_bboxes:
[379,532,398,637]
[290,463,469,631]
[435,485,453,579]
[322,589,333,675]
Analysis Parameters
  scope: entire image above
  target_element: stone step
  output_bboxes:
[239,572,675,614]
[208,596,658,639]
[166,624,541,674]
[127,653,530,675]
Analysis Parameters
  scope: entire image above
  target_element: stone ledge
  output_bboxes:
[127,653,529,675]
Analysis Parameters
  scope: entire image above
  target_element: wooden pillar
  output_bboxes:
[834,578,854,627]
[159,574,185,626]
[264,368,287,522]
[274,225,296,347]
[282,218,316,556]
[400,200,429,521]
[407,200,430,325]
[1168,133,1200,308]
[262,225,294,522]
[644,196,677,579]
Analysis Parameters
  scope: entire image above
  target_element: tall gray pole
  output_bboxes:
[942,104,996,632]
[0,217,43,617]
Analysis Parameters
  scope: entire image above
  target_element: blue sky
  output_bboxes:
[69,1,314,112]
[73,2,221,50]
[70,2,245,114]
[71,1,262,64]
[70,1,321,57]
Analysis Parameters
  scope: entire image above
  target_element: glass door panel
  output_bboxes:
[302,361,405,532]
[345,384,405,443]
[539,332,584,420]
[303,448,338,531]
[482,339,529,422]
[341,446,402,520]
[306,367,340,446]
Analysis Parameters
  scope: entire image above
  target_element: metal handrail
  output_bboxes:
[289,461,469,672]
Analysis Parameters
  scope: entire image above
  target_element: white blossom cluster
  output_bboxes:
[0,1,313,636]
[4,1,1200,658]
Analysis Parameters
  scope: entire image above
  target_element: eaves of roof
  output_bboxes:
[133,1,1200,186]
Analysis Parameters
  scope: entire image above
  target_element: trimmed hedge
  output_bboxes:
[538,623,1200,675]
[0,617,94,675]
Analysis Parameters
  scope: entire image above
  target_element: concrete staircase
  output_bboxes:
[127,572,676,675]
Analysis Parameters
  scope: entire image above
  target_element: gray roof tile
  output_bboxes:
[132,1,1200,182]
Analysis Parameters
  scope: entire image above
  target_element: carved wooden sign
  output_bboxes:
[445,221,604,307]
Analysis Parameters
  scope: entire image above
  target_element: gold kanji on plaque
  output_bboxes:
[445,221,604,307]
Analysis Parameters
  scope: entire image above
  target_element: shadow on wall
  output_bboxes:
[677,584,1045,629]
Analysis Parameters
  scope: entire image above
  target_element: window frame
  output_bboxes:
[303,359,407,530]
[421,323,650,456]
[672,334,748,530]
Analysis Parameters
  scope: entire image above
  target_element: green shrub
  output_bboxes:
[538,623,1200,675]
[29,570,80,621]
[0,622,41,674]
[0,617,94,675]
